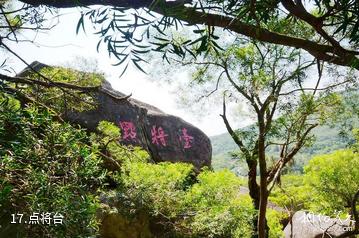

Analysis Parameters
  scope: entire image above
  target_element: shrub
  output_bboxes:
[0,94,106,237]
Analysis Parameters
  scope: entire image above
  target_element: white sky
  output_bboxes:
[5,6,238,136]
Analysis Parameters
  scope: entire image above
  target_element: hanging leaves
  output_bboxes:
[76,5,226,77]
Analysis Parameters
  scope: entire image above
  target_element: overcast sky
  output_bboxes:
[5,5,244,136]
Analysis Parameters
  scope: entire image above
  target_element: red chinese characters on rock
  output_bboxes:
[151,125,168,146]
[179,128,194,149]
[119,122,194,150]
[119,121,137,142]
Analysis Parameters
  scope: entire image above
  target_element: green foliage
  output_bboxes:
[270,175,312,212]
[211,91,356,175]
[183,170,254,238]
[97,120,121,138]
[304,149,359,215]
[186,170,243,205]
[270,145,359,218]
[0,92,257,237]
[0,93,106,237]
[68,0,359,74]
[91,121,149,165]
[353,129,359,152]
[38,67,103,87]
[266,209,286,238]
[332,89,359,145]
[23,66,104,113]
[118,163,255,237]
[266,17,315,40]
[121,162,194,217]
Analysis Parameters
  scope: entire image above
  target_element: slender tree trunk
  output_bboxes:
[247,159,260,209]
[258,115,269,238]
[247,158,260,238]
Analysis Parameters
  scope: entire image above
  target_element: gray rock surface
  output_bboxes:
[17,62,212,170]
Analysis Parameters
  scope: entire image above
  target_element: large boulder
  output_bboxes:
[17,62,212,170]
[284,211,355,238]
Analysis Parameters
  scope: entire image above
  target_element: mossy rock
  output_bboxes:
[100,212,153,238]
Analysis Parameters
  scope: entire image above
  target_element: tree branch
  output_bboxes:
[19,0,359,69]
[279,79,352,96]
[219,94,250,158]
[0,73,99,92]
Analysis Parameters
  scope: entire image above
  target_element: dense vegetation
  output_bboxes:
[1,1,359,237]
[0,91,268,238]
[0,94,106,237]
[1,89,358,237]
[269,144,359,221]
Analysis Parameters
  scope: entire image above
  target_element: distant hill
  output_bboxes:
[210,90,359,175]
[211,126,347,175]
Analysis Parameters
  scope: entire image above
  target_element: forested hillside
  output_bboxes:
[211,90,359,175]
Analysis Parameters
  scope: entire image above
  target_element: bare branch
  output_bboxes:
[0,6,18,42]
[197,70,225,101]
[222,60,260,113]
[279,79,352,96]
[219,93,250,158]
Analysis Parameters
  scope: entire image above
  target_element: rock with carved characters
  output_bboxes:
[17,61,212,170]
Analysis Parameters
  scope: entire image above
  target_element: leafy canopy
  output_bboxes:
[305,149,359,214]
